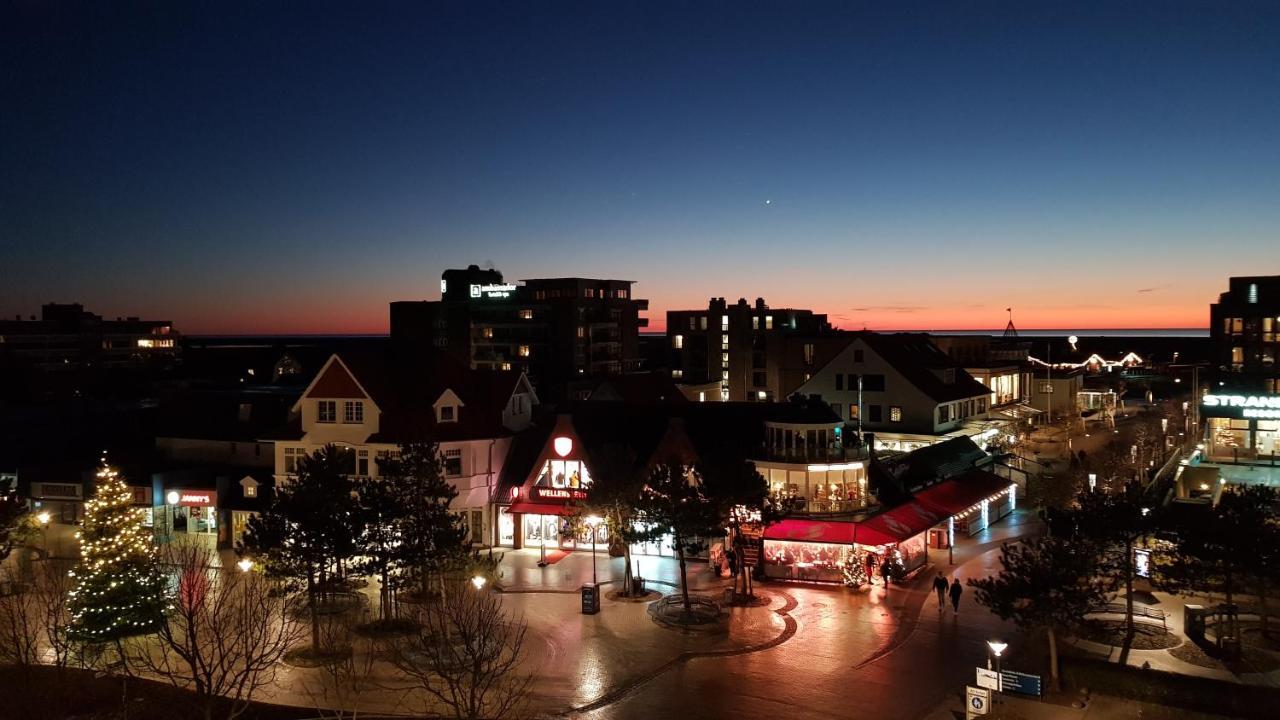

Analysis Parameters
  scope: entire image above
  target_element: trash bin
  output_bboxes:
[723,587,736,605]
[580,584,600,615]
[631,576,645,596]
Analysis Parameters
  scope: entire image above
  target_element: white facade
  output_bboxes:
[793,337,990,436]
[276,355,537,546]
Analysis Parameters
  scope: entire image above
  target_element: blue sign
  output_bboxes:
[1000,670,1042,696]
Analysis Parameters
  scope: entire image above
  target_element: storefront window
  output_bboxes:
[1258,421,1280,456]
[498,508,515,545]
[1209,417,1252,459]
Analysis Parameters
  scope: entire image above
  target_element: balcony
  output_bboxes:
[758,445,869,465]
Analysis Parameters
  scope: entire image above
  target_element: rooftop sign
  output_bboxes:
[470,283,517,299]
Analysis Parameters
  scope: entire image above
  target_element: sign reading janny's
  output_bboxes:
[1201,394,1280,419]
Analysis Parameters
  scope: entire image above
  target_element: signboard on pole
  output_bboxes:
[740,546,760,567]
[975,667,999,691]
[965,686,991,719]
[1000,670,1043,696]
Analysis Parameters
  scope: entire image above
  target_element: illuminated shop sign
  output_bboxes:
[534,487,587,501]
[165,490,217,507]
[1200,394,1280,419]
[469,283,518,299]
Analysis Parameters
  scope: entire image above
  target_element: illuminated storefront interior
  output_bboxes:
[762,462,869,513]
[1207,418,1280,461]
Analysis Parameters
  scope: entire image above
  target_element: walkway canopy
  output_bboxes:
[911,469,1014,516]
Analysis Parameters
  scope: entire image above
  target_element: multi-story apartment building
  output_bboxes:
[0,302,177,369]
[271,348,539,546]
[666,297,840,401]
[1201,276,1280,465]
[390,265,648,400]
[1210,275,1280,393]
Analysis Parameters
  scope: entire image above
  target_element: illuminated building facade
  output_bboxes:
[666,297,840,402]
[0,302,177,370]
[391,265,648,400]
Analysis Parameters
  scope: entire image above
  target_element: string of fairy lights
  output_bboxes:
[66,457,172,642]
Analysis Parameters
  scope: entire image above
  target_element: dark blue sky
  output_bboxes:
[3,1,1278,333]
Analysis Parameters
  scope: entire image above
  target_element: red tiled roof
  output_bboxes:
[912,469,1014,516]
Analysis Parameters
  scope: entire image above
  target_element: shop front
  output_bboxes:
[155,488,219,543]
[912,470,1017,538]
[1201,393,1280,463]
[761,510,933,585]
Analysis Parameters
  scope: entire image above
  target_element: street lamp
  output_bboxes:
[471,575,487,591]
[585,515,603,587]
[987,640,1008,675]
[36,511,51,558]
[237,558,253,573]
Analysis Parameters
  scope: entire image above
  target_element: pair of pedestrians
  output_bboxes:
[932,573,962,613]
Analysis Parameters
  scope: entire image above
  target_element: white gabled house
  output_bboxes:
[271,349,538,546]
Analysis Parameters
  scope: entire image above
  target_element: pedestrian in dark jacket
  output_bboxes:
[949,578,963,614]
[880,561,891,588]
[933,574,948,610]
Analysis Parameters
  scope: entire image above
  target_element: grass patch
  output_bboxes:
[1061,655,1280,720]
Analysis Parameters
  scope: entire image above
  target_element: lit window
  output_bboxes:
[765,316,773,330]
[1248,283,1259,304]
[443,449,463,476]
[721,315,729,330]
[722,333,729,350]
[672,369,683,378]
[722,352,729,364]
[618,288,628,299]
[519,345,530,357]
[721,370,729,381]
[890,406,902,422]
[502,362,512,371]
[482,327,494,339]
[804,343,815,365]
[317,401,336,423]
[244,483,257,498]
[699,316,707,330]
[577,326,585,338]
[343,401,363,423]
[673,335,683,349]
[519,309,533,320]
[585,288,596,298]
[283,447,305,473]
[752,317,760,330]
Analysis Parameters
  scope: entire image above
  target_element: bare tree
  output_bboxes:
[38,557,75,668]
[128,545,306,720]
[299,616,394,720]
[0,566,42,668]
[391,585,532,720]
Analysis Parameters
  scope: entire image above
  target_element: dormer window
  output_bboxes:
[440,405,456,422]
[240,476,260,498]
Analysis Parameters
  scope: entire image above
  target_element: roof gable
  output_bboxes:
[299,356,371,404]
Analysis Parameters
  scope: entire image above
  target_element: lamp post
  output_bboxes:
[36,511,51,558]
[987,639,1008,676]
[585,515,603,587]
[471,575,487,591]
[237,559,253,643]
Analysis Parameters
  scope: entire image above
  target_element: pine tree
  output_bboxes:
[67,461,169,643]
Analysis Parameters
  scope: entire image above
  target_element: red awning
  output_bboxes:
[508,501,573,516]
[912,470,1014,516]
[859,501,945,543]
[762,518,901,547]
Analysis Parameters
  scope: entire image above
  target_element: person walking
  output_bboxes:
[933,573,948,610]
[949,577,963,614]
[880,560,892,588]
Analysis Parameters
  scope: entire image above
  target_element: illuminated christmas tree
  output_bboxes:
[841,546,868,587]
[67,459,169,643]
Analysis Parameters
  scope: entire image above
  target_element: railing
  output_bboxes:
[759,445,870,464]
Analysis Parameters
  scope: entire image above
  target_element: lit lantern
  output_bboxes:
[553,436,573,457]
[509,486,520,500]
[166,490,180,505]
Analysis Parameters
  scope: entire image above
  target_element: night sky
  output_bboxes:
[3,1,1279,334]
